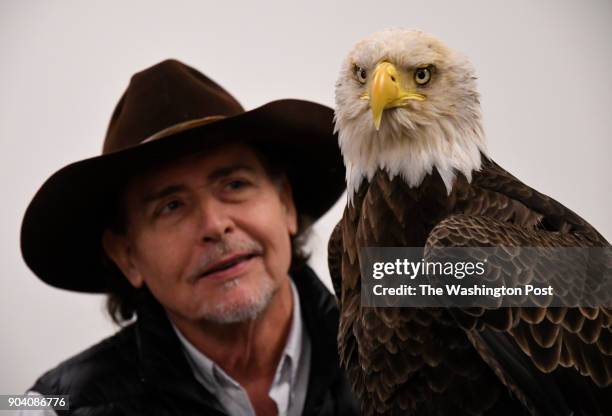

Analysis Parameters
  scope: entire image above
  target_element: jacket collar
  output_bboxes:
[134,285,227,414]
[292,265,344,414]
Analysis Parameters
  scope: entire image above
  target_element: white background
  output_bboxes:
[1,0,611,395]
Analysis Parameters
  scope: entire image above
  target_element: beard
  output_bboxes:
[200,274,278,324]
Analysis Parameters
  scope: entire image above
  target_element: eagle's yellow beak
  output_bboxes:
[366,61,426,130]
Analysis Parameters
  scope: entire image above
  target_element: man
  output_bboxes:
[20,59,358,415]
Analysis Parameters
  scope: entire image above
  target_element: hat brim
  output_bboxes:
[21,99,346,292]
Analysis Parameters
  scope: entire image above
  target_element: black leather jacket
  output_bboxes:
[31,266,359,415]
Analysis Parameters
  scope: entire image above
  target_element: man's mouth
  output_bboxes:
[198,253,258,279]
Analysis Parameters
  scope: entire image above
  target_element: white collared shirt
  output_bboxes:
[172,280,312,416]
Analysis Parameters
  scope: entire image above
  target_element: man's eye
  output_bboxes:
[159,200,183,215]
[226,180,248,190]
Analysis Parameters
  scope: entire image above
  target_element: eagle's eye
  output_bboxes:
[355,66,367,84]
[415,67,431,85]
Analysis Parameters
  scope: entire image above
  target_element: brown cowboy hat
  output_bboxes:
[20,59,345,293]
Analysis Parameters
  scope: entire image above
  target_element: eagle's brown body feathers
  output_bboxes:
[328,157,612,415]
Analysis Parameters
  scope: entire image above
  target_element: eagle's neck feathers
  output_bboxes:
[336,108,487,205]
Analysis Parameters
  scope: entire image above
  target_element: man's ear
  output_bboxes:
[102,230,144,288]
[279,177,298,236]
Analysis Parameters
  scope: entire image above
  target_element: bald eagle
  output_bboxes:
[329,28,612,415]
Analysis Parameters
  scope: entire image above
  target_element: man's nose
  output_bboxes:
[195,197,234,243]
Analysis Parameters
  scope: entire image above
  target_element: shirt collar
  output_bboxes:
[279,279,303,387]
[172,320,219,392]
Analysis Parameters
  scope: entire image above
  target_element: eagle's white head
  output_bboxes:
[334,28,487,203]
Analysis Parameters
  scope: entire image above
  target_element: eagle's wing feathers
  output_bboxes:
[474,158,607,241]
[425,213,612,390]
[328,210,364,390]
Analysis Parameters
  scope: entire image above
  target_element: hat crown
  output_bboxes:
[103,59,244,154]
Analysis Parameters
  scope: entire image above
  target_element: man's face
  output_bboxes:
[104,143,298,324]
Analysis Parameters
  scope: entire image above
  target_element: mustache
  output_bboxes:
[187,237,264,281]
